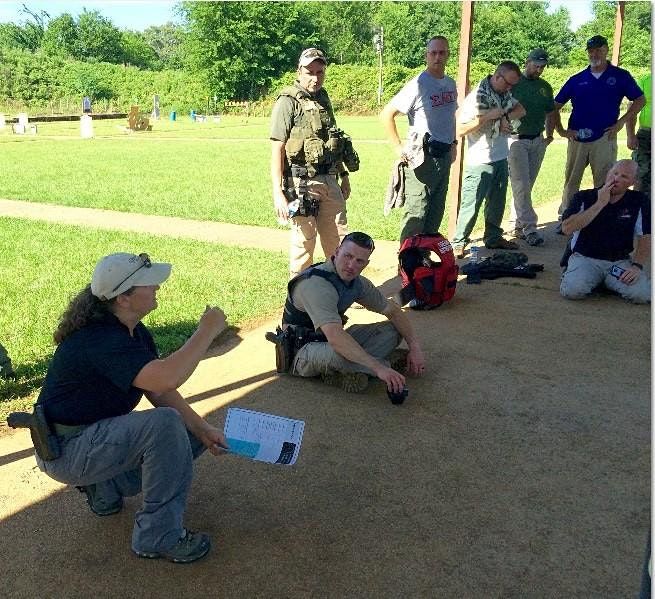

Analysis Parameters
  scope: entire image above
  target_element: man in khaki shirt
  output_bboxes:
[281,232,426,395]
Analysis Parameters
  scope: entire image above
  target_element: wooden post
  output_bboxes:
[612,1,626,66]
[448,0,474,239]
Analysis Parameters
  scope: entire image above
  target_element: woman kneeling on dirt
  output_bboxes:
[35,252,228,564]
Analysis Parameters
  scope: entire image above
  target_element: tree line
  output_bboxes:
[0,1,650,112]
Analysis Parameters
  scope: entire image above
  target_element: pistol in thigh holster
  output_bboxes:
[7,404,61,461]
[288,165,319,218]
[265,325,327,373]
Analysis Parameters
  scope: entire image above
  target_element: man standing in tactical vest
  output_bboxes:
[270,48,359,277]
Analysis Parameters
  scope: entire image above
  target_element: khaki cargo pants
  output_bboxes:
[558,133,617,216]
[288,173,347,277]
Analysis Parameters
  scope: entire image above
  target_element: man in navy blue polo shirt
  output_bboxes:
[36,252,229,563]
[552,35,645,225]
[560,160,650,303]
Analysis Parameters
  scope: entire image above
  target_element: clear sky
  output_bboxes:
[546,0,594,30]
[0,1,180,30]
[0,0,594,32]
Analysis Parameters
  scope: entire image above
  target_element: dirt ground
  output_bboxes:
[0,198,650,598]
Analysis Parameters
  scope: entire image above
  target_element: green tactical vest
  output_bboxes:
[278,84,338,168]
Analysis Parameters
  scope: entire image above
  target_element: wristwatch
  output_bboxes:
[340,171,349,178]
[631,262,644,270]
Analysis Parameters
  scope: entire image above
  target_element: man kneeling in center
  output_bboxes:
[280,231,426,394]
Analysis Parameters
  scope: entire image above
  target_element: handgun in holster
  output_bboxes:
[265,325,328,373]
[7,404,61,461]
[289,165,319,217]
[265,326,295,373]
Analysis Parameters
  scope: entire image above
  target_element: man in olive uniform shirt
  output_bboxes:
[507,48,555,247]
[270,48,352,277]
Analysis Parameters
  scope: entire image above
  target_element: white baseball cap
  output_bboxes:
[298,48,327,68]
[91,252,171,300]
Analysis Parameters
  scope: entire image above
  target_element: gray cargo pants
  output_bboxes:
[36,407,206,555]
[291,321,401,378]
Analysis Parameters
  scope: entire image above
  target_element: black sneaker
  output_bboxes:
[134,530,211,564]
[76,485,123,516]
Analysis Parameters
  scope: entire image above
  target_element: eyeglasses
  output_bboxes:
[342,232,375,252]
[498,73,516,88]
[111,253,151,293]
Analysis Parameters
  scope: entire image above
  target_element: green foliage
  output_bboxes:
[304,1,380,66]
[472,2,575,67]
[75,9,123,63]
[41,13,77,58]
[142,24,184,70]
[179,1,318,101]
[572,1,651,68]
[121,30,159,70]
[374,2,461,68]
[0,47,210,112]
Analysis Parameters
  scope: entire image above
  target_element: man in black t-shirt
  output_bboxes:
[36,252,228,563]
[560,159,650,303]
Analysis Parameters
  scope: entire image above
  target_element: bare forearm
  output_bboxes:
[561,202,606,235]
[507,102,526,120]
[323,326,384,373]
[620,95,645,130]
[633,235,651,266]
[552,104,566,135]
[380,105,403,149]
[545,111,555,137]
[270,141,286,192]
[626,105,638,137]
[386,305,420,350]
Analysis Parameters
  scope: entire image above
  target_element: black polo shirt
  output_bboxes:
[564,188,650,261]
[39,313,158,425]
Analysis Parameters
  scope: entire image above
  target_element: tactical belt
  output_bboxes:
[291,163,333,175]
[52,422,89,438]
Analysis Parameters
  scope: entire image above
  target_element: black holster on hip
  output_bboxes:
[7,404,61,461]
[265,325,327,373]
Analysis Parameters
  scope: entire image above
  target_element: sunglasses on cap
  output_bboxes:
[111,253,152,293]
[301,48,326,60]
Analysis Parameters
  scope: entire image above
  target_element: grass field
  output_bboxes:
[0,217,288,412]
[0,115,631,241]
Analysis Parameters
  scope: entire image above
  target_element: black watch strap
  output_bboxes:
[631,262,644,270]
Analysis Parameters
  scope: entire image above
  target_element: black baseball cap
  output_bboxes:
[586,35,608,49]
[527,48,548,65]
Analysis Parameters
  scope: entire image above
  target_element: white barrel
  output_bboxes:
[80,114,94,139]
